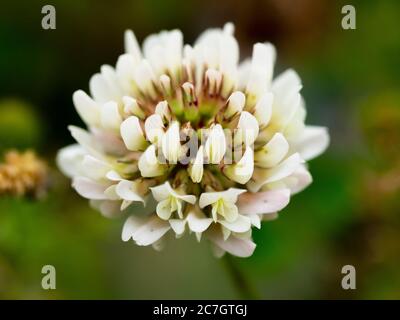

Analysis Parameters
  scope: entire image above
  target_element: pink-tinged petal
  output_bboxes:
[292,126,329,161]
[208,230,256,258]
[122,215,170,246]
[72,177,109,200]
[237,189,290,215]
[248,214,261,229]
[284,165,313,194]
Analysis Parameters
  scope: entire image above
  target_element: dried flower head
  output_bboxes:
[57,23,329,257]
[0,150,48,198]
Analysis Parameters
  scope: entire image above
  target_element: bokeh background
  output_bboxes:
[1,0,399,299]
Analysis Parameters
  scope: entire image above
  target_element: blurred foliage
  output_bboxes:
[0,0,399,299]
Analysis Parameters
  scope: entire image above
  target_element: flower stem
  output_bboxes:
[222,255,260,300]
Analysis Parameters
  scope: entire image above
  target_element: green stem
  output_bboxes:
[222,255,260,300]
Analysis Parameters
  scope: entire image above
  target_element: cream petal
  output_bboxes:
[120,116,147,151]
[156,199,173,220]
[237,188,290,215]
[221,201,239,222]
[254,133,289,168]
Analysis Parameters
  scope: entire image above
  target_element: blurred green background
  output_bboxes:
[0,0,399,299]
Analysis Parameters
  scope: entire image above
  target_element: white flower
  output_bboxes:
[57,23,329,258]
[151,181,196,220]
[199,188,246,222]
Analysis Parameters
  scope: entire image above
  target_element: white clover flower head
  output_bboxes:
[57,23,329,258]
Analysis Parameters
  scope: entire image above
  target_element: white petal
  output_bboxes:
[186,209,213,233]
[199,188,246,208]
[188,145,204,183]
[150,181,173,201]
[73,90,100,127]
[246,43,276,105]
[138,145,166,177]
[134,60,157,99]
[254,133,289,168]
[253,92,273,128]
[263,153,304,184]
[72,177,109,200]
[204,124,226,164]
[122,215,170,246]
[169,219,186,236]
[271,68,302,99]
[116,180,145,203]
[68,125,103,159]
[235,111,259,146]
[161,121,181,164]
[100,101,122,131]
[225,91,245,119]
[155,100,171,123]
[123,96,145,119]
[248,153,304,192]
[124,30,142,62]
[82,155,112,180]
[120,116,147,151]
[237,188,290,215]
[219,215,252,233]
[156,199,173,220]
[56,144,86,178]
[291,126,329,161]
[223,146,254,184]
[144,114,165,144]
